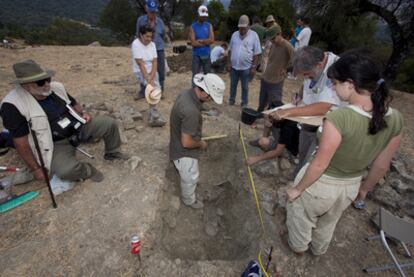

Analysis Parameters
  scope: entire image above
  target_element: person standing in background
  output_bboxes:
[189,5,215,86]
[136,0,167,93]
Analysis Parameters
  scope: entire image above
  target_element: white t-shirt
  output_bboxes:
[229,30,262,70]
[210,46,225,63]
[302,52,342,107]
[131,38,157,74]
[295,27,312,50]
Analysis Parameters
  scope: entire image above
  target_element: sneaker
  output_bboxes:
[186,199,204,209]
[104,152,130,161]
[86,164,104,182]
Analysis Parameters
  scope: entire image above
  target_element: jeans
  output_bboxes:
[229,68,251,106]
[192,55,211,86]
[257,79,284,113]
[134,72,160,97]
[157,50,165,91]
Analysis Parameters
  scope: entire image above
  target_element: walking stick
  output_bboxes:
[30,128,57,208]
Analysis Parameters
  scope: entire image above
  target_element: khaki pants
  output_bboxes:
[286,164,361,255]
[50,115,121,181]
[173,157,199,205]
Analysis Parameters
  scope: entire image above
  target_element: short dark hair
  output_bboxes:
[138,25,154,36]
[252,16,262,24]
[302,17,311,25]
[221,42,228,49]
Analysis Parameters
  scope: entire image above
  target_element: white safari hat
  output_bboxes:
[198,5,208,17]
[145,84,162,105]
[193,73,225,104]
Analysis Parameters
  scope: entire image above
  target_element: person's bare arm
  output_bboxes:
[189,27,203,47]
[13,136,45,180]
[356,134,402,201]
[71,102,92,123]
[181,133,207,149]
[247,144,286,165]
[271,102,332,120]
[250,54,260,76]
[149,58,157,81]
[287,120,341,202]
[135,58,152,84]
[200,24,215,45]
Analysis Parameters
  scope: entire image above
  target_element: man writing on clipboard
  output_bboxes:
[270,46,341,176]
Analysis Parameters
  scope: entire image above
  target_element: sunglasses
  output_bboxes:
[36,77,51,87]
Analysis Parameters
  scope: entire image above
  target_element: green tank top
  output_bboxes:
[320,106,403,178]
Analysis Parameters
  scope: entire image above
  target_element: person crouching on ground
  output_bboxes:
[248,101,299,166]
[132,25,166,127]
[0,60,129,183]
[169,73,225,209]
[284,51,403,256]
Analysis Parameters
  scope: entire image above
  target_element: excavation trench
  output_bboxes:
[161,136,262,261]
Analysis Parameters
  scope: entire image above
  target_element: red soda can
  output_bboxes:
[130,235,141,255]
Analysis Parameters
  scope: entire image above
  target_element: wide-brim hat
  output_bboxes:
[265,15,275,24]
[145,84,162,105]
[265,25,282,40]
[193,73,225,105]
[12,59,55,84]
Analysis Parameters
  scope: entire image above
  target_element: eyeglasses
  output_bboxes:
[35,77,51,87]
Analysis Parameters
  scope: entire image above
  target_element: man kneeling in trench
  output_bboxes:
[169,73,225,209]
[0,60,129,185]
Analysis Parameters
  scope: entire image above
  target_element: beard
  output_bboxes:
[31,89,52,97]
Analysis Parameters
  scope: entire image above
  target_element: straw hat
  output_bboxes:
[145,84,162,105]
[193,73,225,104]
[12,59,55,84]
[265,15,275,24]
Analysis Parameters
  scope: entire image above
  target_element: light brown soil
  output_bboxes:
[0,44,413,276]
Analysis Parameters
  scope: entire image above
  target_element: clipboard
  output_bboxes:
[261,103,324,126]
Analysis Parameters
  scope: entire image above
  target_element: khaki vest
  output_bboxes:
[1,82,71,170]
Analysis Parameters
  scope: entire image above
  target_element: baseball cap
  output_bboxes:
[193,73,225,104]
[198,5,208,17]
[265,15,275,24]
[238,15,249,28]
[146,0,158,12]
[266,25,282,40]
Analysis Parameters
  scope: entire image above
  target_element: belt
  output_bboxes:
[300,124,318,132]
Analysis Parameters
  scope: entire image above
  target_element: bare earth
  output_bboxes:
[0,44,413,276]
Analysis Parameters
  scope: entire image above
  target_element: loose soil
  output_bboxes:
[0,43,413,276]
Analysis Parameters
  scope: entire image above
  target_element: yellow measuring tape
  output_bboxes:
[239,125,271,276]
[239,124,266,232]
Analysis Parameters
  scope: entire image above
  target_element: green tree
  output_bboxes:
[98,0,137,42]
[207,0,228,31]
[299,0,414,80]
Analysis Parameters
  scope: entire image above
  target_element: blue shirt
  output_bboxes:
[290,26,303,46]
[191,21,211,57]
[136,15,165,50]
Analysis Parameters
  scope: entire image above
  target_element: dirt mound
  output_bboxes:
[166,49,192,73]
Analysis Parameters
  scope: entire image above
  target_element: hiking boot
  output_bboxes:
[104,152,130,161]
[186,199,204,209]
[86,164,104,182]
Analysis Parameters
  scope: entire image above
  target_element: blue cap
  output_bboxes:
[146,0,158,12]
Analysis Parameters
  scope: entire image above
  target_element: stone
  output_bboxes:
[205,222,219,237]
[259,191,276,203]
[279,158,291,170]
[117,124,128,144]
[169,195,181,210]
[104,102,114,113]
[276,187,288,208]
[135,126,145,133]
[131,112,143,121]
[371,184,403,209]
[128,156,142,172]
[123,119,136,130]
[216,208,224,216]
[253,160,279,177]
[389,179,412,193]
[261,201,275,216]
[88,41,101,47]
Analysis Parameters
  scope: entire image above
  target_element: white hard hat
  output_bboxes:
[193,73,225,104]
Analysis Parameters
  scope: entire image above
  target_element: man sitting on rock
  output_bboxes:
[0,60,129,183]
[248,101,299,166]
[169,73,225,209]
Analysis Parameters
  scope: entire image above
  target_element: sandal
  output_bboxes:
[353,200,366,210]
